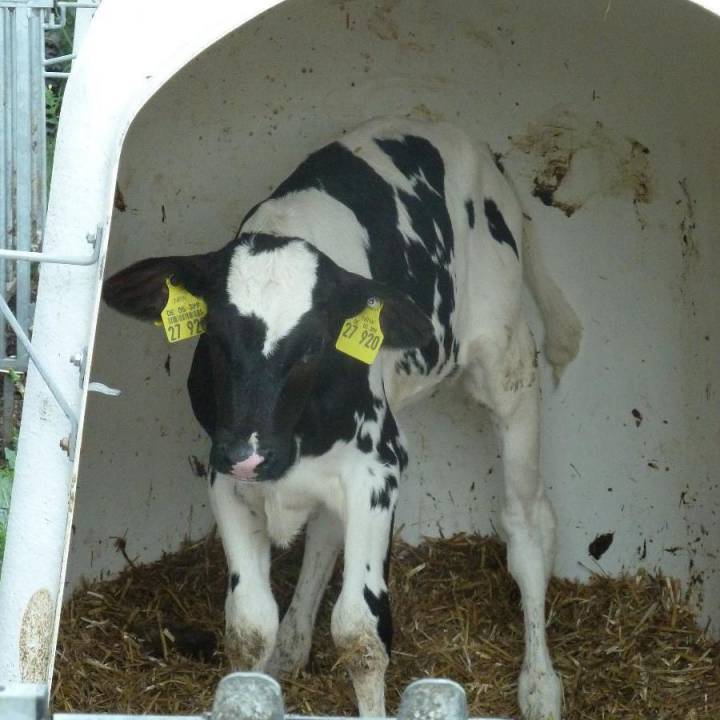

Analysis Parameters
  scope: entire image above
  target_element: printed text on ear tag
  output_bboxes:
[159,278,207,343]
[335,298,384,364]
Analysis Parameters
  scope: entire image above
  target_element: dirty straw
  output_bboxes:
[54,534,718,718]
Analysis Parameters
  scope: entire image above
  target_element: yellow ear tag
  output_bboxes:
[335,298,384,364]
[158,278,207,343]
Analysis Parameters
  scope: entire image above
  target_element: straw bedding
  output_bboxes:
[53,533,719,718]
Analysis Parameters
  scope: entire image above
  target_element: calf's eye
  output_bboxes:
[300,337,325,363]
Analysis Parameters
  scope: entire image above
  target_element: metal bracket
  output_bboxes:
[0,292,79,458]
[211,674,285,720]
[397,679,469,719]
[0,225,104,460]
[0,225,102,266]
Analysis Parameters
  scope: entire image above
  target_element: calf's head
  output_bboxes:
[103,234,432,481]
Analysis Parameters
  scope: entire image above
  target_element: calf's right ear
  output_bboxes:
[102,253,217,322]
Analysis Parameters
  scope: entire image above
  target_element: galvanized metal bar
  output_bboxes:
[0,6,11,381]
[42,50,75,65]
[42,4,65,31]
[0,684,49,720]
[55,716,200,720]
[0,1,53,7]
[0,228,101,264]
[47,673,499,719]
[0,293,78,446]
[57,1,99,7]
[1,0,48,456]
[18,2,46,365]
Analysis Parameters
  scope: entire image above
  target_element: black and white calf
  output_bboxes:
[104,118,581,719]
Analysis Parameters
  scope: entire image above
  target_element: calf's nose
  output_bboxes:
[231,453,265,481]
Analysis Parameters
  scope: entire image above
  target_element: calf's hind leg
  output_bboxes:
[266,507,342,676]
[464,321,562,720]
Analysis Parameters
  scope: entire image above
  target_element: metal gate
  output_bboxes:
[0,0,99,450]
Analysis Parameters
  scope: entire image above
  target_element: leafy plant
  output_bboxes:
[45,12,75,176]
[0,443,16,566]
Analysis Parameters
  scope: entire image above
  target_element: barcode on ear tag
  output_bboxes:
[335,298,384,364]
[159,278,207,343]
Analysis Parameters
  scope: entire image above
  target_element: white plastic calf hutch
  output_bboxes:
[1,0,719,704]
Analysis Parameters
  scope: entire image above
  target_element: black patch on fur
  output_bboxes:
[270,136,456,375]
[484,198,518,258]
[465,199,475,228]
[383,511,395,583]
[249,233,295,254]
[377,410,407,472]
[209,468,217,487]
[370,473,398,510]
[188,335,217,437]
[292,351,379,460]
[363,586,393,654]
[357,432,373,454]
[230,572,240,592]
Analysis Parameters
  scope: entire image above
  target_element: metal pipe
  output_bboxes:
[0,241,100,265]
[43,51,76,66]
[43,4,66,31]
[0,293,77,434]
[57,1,99,7]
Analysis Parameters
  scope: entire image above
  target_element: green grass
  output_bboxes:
[0,446,15,560]
[0,374,22,569]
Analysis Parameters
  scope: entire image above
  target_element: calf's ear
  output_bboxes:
[334,271,434,350]
[102,252,217,322]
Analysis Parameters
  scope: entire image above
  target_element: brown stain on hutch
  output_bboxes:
[509,109,654,224]
[19,588,54,681]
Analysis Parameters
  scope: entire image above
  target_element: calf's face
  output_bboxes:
[103,235,432,482]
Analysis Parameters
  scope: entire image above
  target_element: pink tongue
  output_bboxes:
[231,454,265,480]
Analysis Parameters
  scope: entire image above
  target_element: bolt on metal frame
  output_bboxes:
[0,0,99,452]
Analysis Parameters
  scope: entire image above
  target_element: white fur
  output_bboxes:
[242,189,372,277]
[226,240,318,355]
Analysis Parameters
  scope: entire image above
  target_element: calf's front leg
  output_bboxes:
[331,463,398,717]
[209,471,278,670]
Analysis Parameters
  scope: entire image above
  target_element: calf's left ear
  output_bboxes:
[335,273,434,350]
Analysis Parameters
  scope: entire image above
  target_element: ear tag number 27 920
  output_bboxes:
[335,298,384,364]
[158,278,207,343]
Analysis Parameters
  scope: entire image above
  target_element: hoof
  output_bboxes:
[518,665,562,720]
